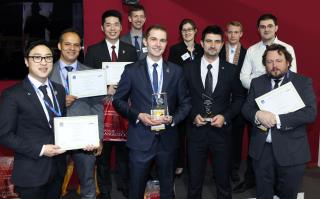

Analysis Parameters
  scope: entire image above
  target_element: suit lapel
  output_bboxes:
[118,42,127,61]
[161,61,172,92]
[51,62,63,85]
[138,59,153,95]
[212,60,226,97]
[193,59,205,93]
[101,41,111,61]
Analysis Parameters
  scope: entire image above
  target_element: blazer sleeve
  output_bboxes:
[241,78,260,125]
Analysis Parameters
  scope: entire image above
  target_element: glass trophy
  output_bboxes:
[201,93,214,122]
[151,92,169,131]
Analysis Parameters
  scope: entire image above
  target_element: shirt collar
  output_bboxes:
[105,39,119,50]
[28,74,49,89]
[59,59,78,71]
[201,56,219,69]
[259,36,279,48]
[146,56,163,70]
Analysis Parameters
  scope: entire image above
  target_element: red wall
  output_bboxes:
[85,0,320,166]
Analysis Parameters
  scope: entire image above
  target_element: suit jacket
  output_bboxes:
[50,61,104,139]
[121,32,147,60]
[242,72,317,166]
[0,78,66,187]
[184,59,245,143]
[84,39,138,69]
[112,59,191,151]
[219,44,247,70]
[168,41,203,67]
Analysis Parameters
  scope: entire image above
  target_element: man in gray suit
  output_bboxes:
[121,4,147,60]
[242,44,317,199]
[50,28,104,199]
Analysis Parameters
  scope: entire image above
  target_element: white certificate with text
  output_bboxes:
[54,115,100,150]
[255,82,305,114]
[68,69,107,98]
[102,62,132,85]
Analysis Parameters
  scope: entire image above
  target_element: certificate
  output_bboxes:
[54,115,100,150]
[68,69,107,98]
[102,62,132,85]
[255,82,305,114]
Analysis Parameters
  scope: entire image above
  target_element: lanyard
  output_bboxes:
[30,80,62,117]
[59,62,78,94]
[269,72,290,90]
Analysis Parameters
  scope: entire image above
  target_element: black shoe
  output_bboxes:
[233,180,255,193]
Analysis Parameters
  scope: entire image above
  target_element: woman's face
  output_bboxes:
[181,23,197,42]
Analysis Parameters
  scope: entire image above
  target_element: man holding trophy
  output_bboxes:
[184,25,245,199]
[113,25,191,199]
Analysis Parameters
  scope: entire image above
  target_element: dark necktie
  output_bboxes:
[152,63,158,93]
[134,36,140,51]
[65,66,73,88]
[205,64,213,96]
[111,45,117,62]
[39,85,54,126]
[273,79,281,89]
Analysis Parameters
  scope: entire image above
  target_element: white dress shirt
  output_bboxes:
[105,39,120,59]
[201,56,219,93]
[228,44,236,63]
[146,56,163,93]
[240,37,297,90]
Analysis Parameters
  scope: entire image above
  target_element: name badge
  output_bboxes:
[142,47,148,53]
[181,52,190,61]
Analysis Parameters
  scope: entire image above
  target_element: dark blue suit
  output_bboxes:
[113,58,191,199]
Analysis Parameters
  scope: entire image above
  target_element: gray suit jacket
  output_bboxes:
[50,61,104,139]
[121,32,147,60]
[242,71,317,166]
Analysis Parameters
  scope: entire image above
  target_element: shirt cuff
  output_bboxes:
[39,145,45,156]
[254,112,261,125]
[275,114,281,129]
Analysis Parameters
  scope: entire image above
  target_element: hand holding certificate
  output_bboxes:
[255,82,305,114]
[102,62,132,85]
[54,115,100,151]
[68,69,107,98]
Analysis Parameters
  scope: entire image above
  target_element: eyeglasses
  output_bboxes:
[181,28,194,33]
[28,56,53,63]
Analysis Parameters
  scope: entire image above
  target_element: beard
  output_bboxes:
[267,69,287,80]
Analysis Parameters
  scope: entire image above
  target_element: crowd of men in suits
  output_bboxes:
[0,3,317,199]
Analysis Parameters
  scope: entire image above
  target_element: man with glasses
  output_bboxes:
[85,9,137,199]
[50,28,103,199]
[121,4,147,60]
[0,40,67,199]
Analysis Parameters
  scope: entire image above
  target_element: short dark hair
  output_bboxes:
[257,13,278,27]
[128,4,145,16]
[262,44,293,67]
[101,9,122,25]
[24,40,53,57]
[201,25,224,41]
[145,24,167,39]
[179,18,197,32]
[59,28,82,43]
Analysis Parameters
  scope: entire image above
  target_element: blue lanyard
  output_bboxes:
[148,64,163,94]
[59,62,78,94]
[30,80,62,117]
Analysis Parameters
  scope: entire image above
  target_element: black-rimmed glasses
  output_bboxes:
[28,56,53,63]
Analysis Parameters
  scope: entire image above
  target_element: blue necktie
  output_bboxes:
[152,63,158,93]
[134,36,140,51]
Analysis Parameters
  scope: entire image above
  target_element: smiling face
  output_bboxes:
[101,16,122,43]
[128,10,146,30]
[25,45,53,83]
[181,22,197,43]
[143,28,167,61]
[58,32,81,64]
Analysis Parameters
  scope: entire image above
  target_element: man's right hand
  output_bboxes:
[138,113,162,127]
[43,144,65,157]
[193,114,207,127]
[66,95,77,107]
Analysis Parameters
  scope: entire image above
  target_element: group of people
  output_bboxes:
[0,4,317,199]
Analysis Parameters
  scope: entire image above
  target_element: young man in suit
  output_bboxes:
[84,9,138,199]
[120,4,147,60]
[184,25,245,199]
[242,44,316,199]
[219,21,247,184]
[0,40,67,199]
[50,28,103,199]
[113,25,191,199]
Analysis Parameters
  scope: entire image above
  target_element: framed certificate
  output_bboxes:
[102,62,132,85]
[54,115,100,150]
[68,69,107,98]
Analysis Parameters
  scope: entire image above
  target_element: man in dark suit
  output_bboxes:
[219,21,248,184]
[242,44,316,199]
[184,25,245,199]
[120,4,147,60]
[84,10,137,199]
[113,25,191,199]
[0,40,67,199]
[50,29,103,199]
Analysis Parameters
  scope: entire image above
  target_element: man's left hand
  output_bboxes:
[211,114,225,128]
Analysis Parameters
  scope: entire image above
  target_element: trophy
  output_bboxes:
[202,93,214,122]
[151,92,169,131]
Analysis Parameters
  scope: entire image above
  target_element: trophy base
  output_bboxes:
[203,118,212,122]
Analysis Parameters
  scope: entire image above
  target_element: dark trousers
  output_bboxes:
[252,143,305,199]
[97,141,129,198]
[231,114,246,171]
[187,137,232,199]
[129,136,175,199]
